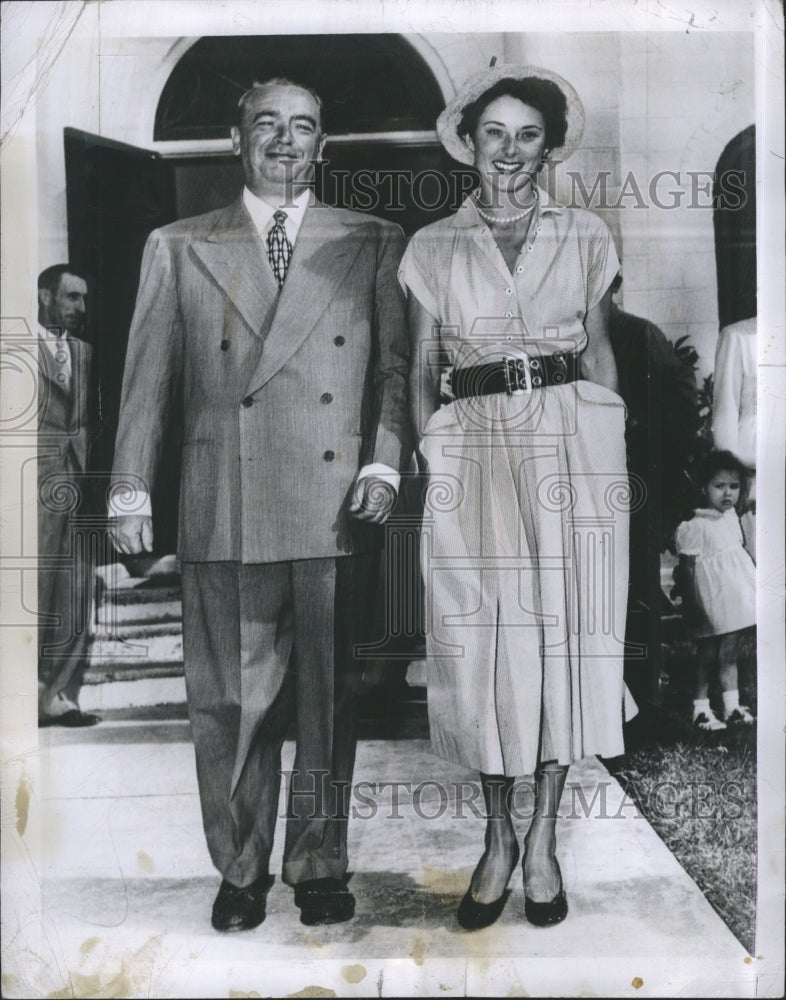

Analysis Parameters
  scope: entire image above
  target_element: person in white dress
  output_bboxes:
[675,450,756,731]
[401,65,631,930]
[711,317,756,560]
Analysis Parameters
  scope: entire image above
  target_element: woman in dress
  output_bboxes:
[399,66,630,929]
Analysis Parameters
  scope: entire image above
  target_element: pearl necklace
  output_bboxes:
[474,191,538,227]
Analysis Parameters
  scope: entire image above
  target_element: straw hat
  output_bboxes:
[436,64,585,166]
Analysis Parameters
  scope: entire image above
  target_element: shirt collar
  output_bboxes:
[38,322,66,341]
[242,187,311,240]
[452,185,563,228]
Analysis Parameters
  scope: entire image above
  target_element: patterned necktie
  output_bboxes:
[266,210,292,288]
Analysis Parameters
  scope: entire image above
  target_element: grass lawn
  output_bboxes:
[606,629,757,954]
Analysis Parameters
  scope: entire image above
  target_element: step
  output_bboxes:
[84,659,185,684]
[101,579,181,605]
[89,633,182,665]
[80,674,187,712]
[95,599,182,627]
[93,620,182,641]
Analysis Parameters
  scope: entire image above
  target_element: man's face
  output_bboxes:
[40,273,87,334]
[231,83,326,201]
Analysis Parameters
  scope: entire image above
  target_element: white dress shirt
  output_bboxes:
[109,188,399,520]
[242,185,310,245]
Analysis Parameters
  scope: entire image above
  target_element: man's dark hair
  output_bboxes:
[236,77,324,131]
[38,264,87,296]
[699,449,749,486]
[458,77,568,152]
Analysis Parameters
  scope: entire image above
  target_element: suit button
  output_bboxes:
[320,392,333,404]
[220,339,230,351]
[334,336,345,346]
[242,396,254,407]
[323,450,335,462]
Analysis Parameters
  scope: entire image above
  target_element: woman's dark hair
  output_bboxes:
[458,77,569,151]
[698,449,749,488]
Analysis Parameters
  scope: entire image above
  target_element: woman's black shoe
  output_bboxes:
[457,843,520,930]
[524,887,568,926]
[457,886,512,930]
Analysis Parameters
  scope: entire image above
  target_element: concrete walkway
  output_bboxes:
[1,713,760,999]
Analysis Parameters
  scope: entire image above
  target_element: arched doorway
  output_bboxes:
[713,125,756,328]
[151,34,468,233]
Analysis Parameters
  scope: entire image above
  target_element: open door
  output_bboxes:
[65,127,181,552]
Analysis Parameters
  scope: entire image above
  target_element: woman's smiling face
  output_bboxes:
[467,95,547,196]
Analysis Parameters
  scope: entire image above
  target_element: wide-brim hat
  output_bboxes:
[436,64,585,166]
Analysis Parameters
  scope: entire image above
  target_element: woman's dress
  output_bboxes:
[674,508,756,638]
[399,190,630,776]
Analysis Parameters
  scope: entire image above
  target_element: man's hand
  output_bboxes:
[349,476,397,525]
[110,515,154,555]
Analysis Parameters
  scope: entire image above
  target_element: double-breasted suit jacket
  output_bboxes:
[113,196,410,563]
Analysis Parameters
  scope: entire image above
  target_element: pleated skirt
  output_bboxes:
[419,380,631,776]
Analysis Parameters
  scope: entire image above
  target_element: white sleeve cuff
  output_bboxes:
[107,488,152,518]
[356,463,401,494]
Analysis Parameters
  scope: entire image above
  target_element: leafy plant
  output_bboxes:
[665,337,713,548]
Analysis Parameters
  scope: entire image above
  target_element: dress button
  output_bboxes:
[334,336,345,346]
[242,396,254,407]
[323,450,335,462]
[320,392,333,404]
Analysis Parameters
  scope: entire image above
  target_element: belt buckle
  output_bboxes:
[504,355,531,394]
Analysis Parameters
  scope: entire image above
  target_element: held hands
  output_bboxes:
[110,515,154,555]
[349,476,397,525]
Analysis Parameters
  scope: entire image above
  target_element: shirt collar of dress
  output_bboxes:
[694,508,728,520]
[242,186,311,242]
[452,186,563,229]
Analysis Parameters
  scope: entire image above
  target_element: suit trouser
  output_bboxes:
[38,506,92,718]
[181,553,378,888]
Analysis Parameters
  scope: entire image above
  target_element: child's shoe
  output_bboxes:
[724,705,755,726]
[693,707,727,731]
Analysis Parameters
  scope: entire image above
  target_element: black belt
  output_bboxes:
[452,353,580,398]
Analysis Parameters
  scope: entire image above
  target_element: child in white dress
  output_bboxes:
[675,450,756,730]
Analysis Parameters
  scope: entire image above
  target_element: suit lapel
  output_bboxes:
[191,197,279,338]
[244,203,368,394]
[38,337,70,413]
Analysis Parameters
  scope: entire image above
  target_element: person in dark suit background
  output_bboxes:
[109,78,410,932]
[37,264,99,727]
[608,273,700,709]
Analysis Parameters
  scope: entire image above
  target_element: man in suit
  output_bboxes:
[109,78,410,931]
[37,264,99,727]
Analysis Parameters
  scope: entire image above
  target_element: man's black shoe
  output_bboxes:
[211,874,273,932]
[293,877,355,926]
[39,710,100,728]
